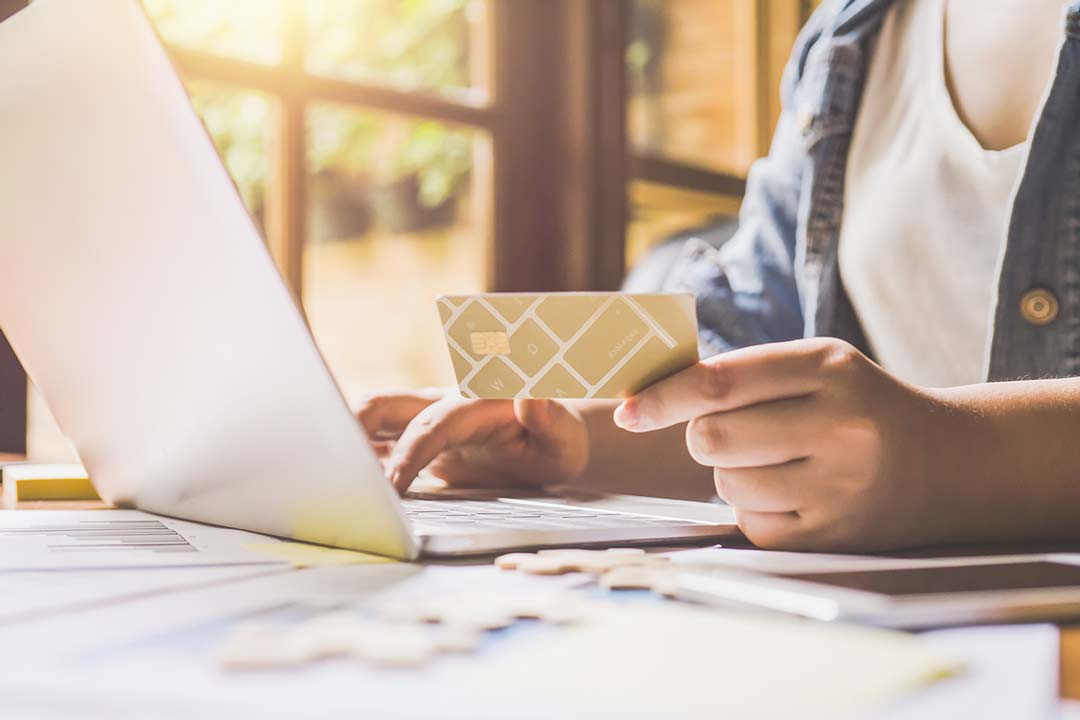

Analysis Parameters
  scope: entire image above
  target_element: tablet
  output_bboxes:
[674,559,1080,628]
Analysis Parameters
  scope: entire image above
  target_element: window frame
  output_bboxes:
[628,0,813,216]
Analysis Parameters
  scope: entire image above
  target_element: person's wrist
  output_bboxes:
[915,386,1007,545]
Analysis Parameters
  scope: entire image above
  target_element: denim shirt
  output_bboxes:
[668,0,1080,382]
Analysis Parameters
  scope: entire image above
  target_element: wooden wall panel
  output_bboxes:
[491,0,627,292]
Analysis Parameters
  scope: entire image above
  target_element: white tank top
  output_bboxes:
[838,0,1026,388]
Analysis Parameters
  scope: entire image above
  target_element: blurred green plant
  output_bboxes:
[305,0,473,92]
[401,119,472,209]
[307,108,472,210]
[188,83,270,222]
[305,0,476,210]
[143,0,477,222]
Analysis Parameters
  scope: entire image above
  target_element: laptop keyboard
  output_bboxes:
[401,499,683,532]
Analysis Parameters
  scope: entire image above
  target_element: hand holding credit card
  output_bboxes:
[438,293,699,399]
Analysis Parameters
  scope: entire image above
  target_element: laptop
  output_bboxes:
[0,0,736,559]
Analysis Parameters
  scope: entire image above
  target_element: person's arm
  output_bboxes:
[927,379,1080,544]
[357,392,714,501]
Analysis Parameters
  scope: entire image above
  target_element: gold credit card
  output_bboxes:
[437,292,699,399]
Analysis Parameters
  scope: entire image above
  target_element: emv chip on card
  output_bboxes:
[437,293,699,399]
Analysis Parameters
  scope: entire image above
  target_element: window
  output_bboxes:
[625,0,812,266]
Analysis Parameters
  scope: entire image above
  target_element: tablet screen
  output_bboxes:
[779,561,1080,597]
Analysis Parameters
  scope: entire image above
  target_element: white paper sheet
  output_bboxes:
[0,510,288,569]
[0,566,287,625]
[1060,700,1080,719]
[0,606,956,720]
[872,624,1060,720]
[0,564,565,666]
[0,563,957,720]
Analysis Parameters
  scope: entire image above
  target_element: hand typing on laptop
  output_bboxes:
[357,389,589,496]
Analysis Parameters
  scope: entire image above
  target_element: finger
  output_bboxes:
[370,440,395,460]
[733,508,805,550]
[513,399,584,454]
[388,400,515,494]
[684,395,818,467]
[712,459,814,513]
[614,339,838,432]
[355,389,445,439]
[428,449,542,489]
[514,398,555,435]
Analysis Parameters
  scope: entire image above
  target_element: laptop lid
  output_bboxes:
[0,0,418,559]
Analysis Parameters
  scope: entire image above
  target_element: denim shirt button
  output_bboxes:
[1019,288,1059,325]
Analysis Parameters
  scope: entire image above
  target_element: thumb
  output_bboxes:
[513,398,558,435]
[514,398,582,448]
[513,399,589,483]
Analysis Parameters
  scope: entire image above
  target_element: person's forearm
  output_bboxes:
[569,400,714,501]
[930,378,1080,544]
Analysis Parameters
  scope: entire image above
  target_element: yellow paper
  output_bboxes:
[2,463,100,505]
[246,542,396,568]
[439,292,699,399]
